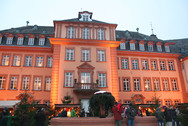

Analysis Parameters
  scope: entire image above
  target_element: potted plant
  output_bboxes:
[62,96,71,104]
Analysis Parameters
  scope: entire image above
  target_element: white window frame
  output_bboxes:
[172,79,178,91]
[34,77,42,90]
[6,37,13,44]
[22,77,30,90]
[0,76,6,89]
[139,44,145,51]
[142,60,148,70]
[98,73,107,87]
[97,50,105,62]
[157,45,162,52]
[163,79,169,91]
[123,78,130,91]
[66,49,74,60]
[13,55,21,66]
[132,60,138,69]
[160,61,166,70]
[17,37,23,45]
[82,27,89,39]
[65,72,73,87]
[68,27,75,39]
[81,73,91,83]
[36,56,44,67]
[2,55,10,66]
[154,79,160,91]
[39,38,45,46]
[82,49,90,61]
[120,43,126,50]
[144,79,151,91]
[47,57,53,67]
[148,44,153,51]
[28,38,34,45]
[122,59,128,69]
[168,61,174,70]
[10,76,18,90]
[151,60,157,70]
[97,28,104,40]
[165,46,170,52]
[134,79,140,91]
[130,43,135,50]
[25,56,32,66]
[45,77,51,91]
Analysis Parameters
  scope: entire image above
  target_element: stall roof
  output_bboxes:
[0,100,20,108]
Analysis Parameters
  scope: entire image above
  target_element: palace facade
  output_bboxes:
[0,11,188,112]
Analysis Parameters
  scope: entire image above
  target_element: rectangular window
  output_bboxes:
[123,78,130,91]
[151,60,157,70]
[134,79,140,91]
[36,56,44,67]
[165,100,171,107]
[68,27,75,39]
[98,73,107,87]
[132,59,138,69]
[13,55,21,66]
[146,101,153,104]
[122,59,128,69]
[28,38,34,45]
[82,28,89,39]
[25,56,32,66]
[6,37,13,44]
[165,46,170,52]
[39,38,45,45]
[66,49,74,60]
[22,76,30,90]
[157,45,162,52]
[148,45,153,51]
[144,79,151,91]
[174,100,180,106]
[154,79,160,91]
[130,43,135,50]
[10,76,18,90]
[120,43,126,49]
[171,79,178,91]
[97,50,105,61]
[17,38,23,45]
[139,44,145,51]
[45,77,51,91]
[124,100,131,104]
[2,55,10,66]
[162,79,169,91]
[47,57,53,67]
[65,72,73,87]
[34,77,42,90]
[81,73,91,83]
[160,61,166,70]
[0,76,6,89]
[142,60,148,70]
[82,49,90,61]
[168,61,174,70]
[97,28,104,40]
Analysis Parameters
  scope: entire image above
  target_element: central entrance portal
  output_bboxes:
[81,99,89,116]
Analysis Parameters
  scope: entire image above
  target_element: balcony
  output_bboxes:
[74,82,99,94]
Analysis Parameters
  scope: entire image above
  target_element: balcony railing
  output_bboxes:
[74,83,98,90]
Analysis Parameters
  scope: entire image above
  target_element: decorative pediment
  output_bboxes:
[131,94,145,99]
[77,62,95,70]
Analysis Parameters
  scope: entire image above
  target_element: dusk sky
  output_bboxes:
[1,0,188,40]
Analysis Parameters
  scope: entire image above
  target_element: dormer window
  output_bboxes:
[130,43,135,50]
[6,37,13,44]
[17,37,24,45]
[148,44,153,51]
[68,27,75,39]
[82,27,89,39]
[97,28,104,40]
[120,43,126,49]
[139,44,145,51]
[83,15,89,21]
[165,45,170,52]
[39,38,45,46]
[157,45,162,52]
[28,38,34,45]
[79,11,92,21]
[0,37,2,44]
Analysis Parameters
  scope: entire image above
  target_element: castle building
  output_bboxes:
[0,11,187,112]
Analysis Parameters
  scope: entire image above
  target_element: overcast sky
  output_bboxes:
[1,0,188,40]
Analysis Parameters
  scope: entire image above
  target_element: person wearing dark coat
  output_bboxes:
[62,108,67,117]
[0,107,11,126]
[164,106,172,126]
[125,103,137,126]
[155,107,164,126]
[35,108,46,126]
[112,102,123,126]
[20,111,30,126]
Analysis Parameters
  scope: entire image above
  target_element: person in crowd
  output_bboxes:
[0,107,11,126]
[71,107,76,117]
[112,102,123,126]
[164,106,172,126]
[125,103,137,126]
[62,108,67,117]
[20,111,30,126]
[57,111,62,117]
[80,109,85,117]
[35,107,46,126]
[155,107,164,126]
[171,106,176,126]
[145,109,150,116]
[175,107,180,126]
[123,106,128,118]
[137,109,143,117]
